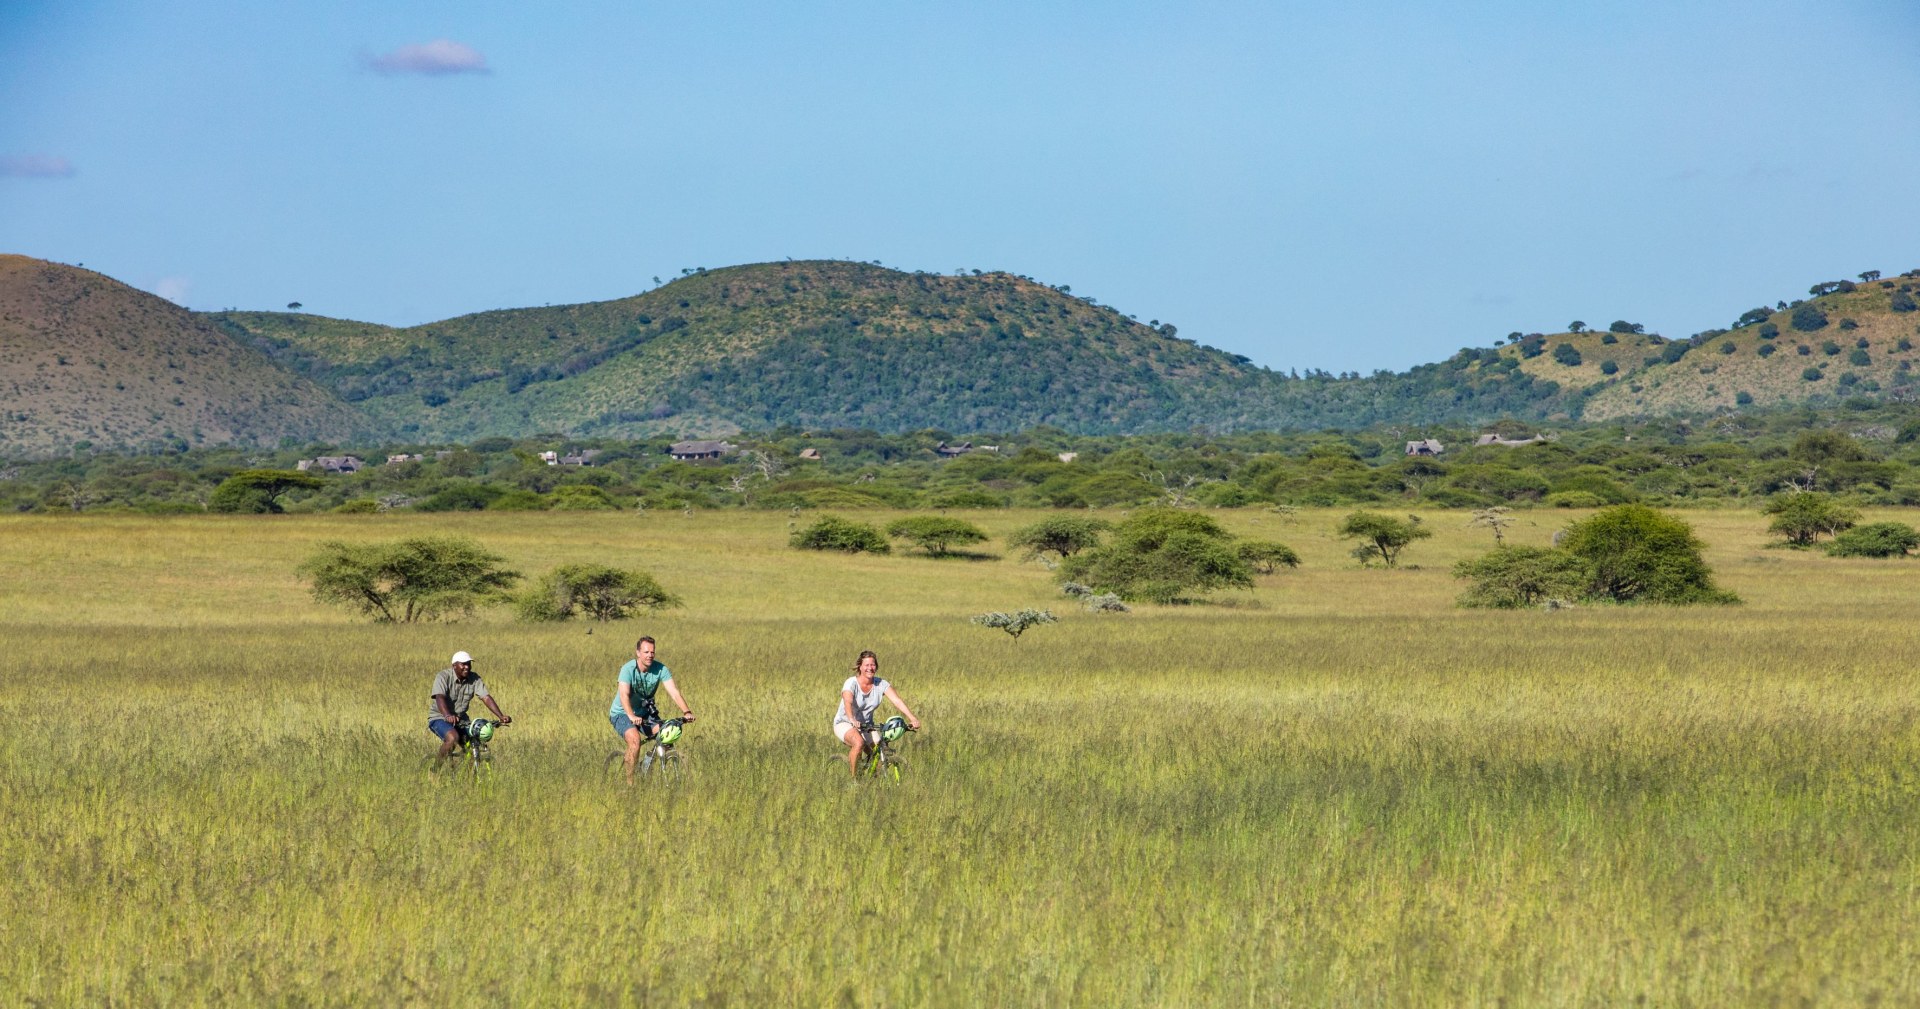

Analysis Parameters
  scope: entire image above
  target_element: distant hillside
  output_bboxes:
[211,260,1600,438]
[0,256,372,456]
[12,254,1920,455]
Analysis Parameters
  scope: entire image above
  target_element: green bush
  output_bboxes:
[332,498,380,514]
[886,516,990,556]
[546,485,619,511]
[1757,343,1776,358]
[517,564,679,621]
[1454,546,1587,608]
[416,482,503,512]
[298,537,521,623]
[1850,348,1872,367]
[1803,367,1824,382]
[1236,540,1301,573]
[790,515,889,554]
[1559,505,1736,604]
[1764,492,1859,547]
[487,489,549,511]
[1008,516,1111,560]
[1552,343,1582,366]
[1058,508,1253,604]
[1599,360,1619,375]
[929,489,1009,508]
[1791,305,1829,332]
[1545,491,1605,508]
[1825,522,1920,558]
[1892,291,1918,313]
[1758,323,1779,339]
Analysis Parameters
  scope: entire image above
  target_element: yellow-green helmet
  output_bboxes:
[881,716,907,742]
[657,720,683,745]
[469,719,497,743]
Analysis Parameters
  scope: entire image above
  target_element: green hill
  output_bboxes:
[0,256,373,456]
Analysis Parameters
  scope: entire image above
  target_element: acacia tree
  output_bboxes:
[299,537,520,622]
[209,469,324,514]
[1008,516,1111,560]
[886,516,989,557]
[517,564,679,621]
[1337,511,1432,568]
[1763,492,1859,547]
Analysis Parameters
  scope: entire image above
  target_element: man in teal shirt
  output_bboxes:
[610,636,695,782]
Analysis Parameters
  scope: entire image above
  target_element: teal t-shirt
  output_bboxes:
[609,659,672,718]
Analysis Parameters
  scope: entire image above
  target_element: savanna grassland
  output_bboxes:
[2,508,1917,1006]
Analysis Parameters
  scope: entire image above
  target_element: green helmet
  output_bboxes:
[656,720,683,745]
[468,719,496,743]
[881,716,907,742]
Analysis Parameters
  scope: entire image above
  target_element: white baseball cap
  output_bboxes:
[451,650,473,664]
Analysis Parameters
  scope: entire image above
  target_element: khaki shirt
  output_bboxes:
[428,666,490,723]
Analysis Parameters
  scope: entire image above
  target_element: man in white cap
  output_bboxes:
[429,650,512,763]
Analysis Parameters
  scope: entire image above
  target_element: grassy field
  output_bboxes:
[2,507,1916,1006]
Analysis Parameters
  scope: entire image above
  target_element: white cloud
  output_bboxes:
[363,39,490,76]
[0,154,76,178]
[151,277,191,305]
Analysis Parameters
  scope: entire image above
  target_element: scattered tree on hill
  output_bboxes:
[790,515,889,554]
[1826,521,1920,557]
[1600,332,1618,345]
[1792,305,1830,332]
[287,302,302,310]
[1008,515,1110,560]
[1860,271,1881,282]
[299,537,521,623]
[1763,492,1859,547]
[1553,343,1582,366]
[1810,281,1856,296]
[1891,291,1917,313]
[209,469,324,514]
[1735,308,1771,328]
[517,564,679,621]
[1337,511,1432,568]
[886,516,989,556]
[1609,320,1645,334]
[1558,505,1736,604]
[1058,508,1254,603]
[1568,321,1587,333]
[1600,360,1619,374]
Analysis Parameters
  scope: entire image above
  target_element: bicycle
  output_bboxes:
[424,717,503,791]
[605,716,692,785]
[833,716,914,783]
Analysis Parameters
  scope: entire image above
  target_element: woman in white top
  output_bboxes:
[834,650,921,778]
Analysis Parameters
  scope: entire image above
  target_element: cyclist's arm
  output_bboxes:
[661,679,693,720]
[883,685,920,730]
[433,694,458,723]
[840,690,858,724]
[480,694,509,724]
[618,681,647,721]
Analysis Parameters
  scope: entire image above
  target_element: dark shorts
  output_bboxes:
[611,711,660,739]
[429,718,462,740]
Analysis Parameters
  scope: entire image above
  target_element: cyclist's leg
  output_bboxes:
[613,712,647,781]
[838,723,865,777]
[430,718,462,761]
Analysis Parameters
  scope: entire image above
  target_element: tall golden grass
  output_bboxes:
[1,509,1915,1005]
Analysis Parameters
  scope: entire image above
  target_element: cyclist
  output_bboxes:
[611,636,695,782]
[429,650,511,764]
[835,650,920,778]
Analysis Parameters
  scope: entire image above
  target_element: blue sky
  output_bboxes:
[4,1,1919,372]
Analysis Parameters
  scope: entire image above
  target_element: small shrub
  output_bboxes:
[1552,343,1582,366]
[1850,348,1872,367]
[1735,391,1754,406]
[1758,323,1779,339]
[1600,359,1619,375]
[1821,340,1841,356]
[487,489,548,511]
[416,482,503,512]
[1803,367,1824,382]
[1791,304,1829,332]
[333,498,380,514]
[1757,343,1776,358]
[929,489,1008,508]
[1718,341,1736,355]
[1545,491,1605,508]
[1891,291,1918,313]
[790,515,889,554]
[1826,522,1920,558]
[1600,333,1619,345]
[971,608,1056,640]
[887,516,990,556]
[1839,318,1859,331]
